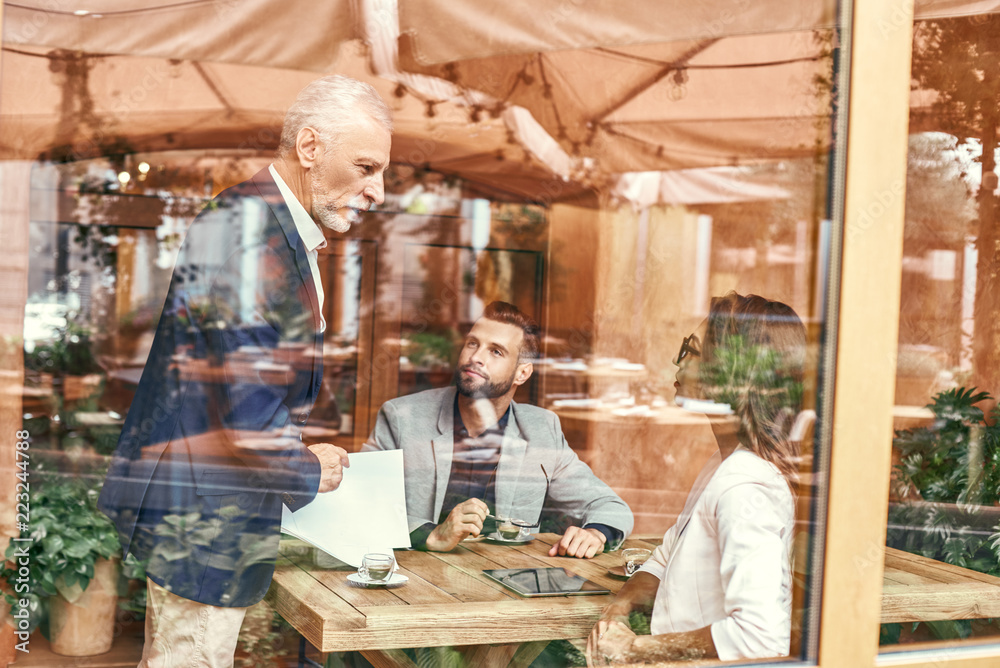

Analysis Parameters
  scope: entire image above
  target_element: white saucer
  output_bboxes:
[484,532,535,545]
[347,572,408,587]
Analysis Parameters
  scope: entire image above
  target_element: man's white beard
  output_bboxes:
[315,204,350,233]
[311,178,370,232]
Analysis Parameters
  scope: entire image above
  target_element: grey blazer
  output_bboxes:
[362,387,633,548]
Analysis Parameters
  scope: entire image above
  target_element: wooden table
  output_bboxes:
[267,535,1000,666]
[882,546,1000,623]
[266,533,655,667]
[551,403,935,428]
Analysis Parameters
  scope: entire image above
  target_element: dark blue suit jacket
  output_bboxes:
[98,169,325,607]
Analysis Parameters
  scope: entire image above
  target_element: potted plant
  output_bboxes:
[885,387,1000,642]
[2,472,121,656]
[402,330,459,389]
[24,319,104,403]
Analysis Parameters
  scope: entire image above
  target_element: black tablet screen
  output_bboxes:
[482,567,610,597]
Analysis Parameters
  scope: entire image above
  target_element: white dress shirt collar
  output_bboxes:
[268,165,326,254]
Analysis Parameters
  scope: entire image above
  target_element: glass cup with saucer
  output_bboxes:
[358,552,395,583]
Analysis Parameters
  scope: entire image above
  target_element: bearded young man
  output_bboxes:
[98,75,391,668]
[363,301,633,558]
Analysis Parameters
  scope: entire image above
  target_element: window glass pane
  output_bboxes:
[0,4,851,665]
[881,11,1000,654]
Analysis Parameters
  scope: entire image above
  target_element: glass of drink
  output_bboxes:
[359,552,395,582]
[496,517,527,541]
[622,548,652,576]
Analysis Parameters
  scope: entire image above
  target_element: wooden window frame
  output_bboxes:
[818,0,999,666]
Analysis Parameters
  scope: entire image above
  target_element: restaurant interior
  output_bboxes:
[2,1,1000,667]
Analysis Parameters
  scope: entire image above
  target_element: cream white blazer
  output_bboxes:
[639,448,794,660]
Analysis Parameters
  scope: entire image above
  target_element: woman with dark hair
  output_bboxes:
[587,292,807,665]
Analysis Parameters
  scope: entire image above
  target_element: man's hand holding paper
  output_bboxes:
[308,442,351,492]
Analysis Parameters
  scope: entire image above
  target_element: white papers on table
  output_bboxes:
[280,450,411,567]
[677,397,734,415]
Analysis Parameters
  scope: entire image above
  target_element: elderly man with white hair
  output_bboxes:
[98,75,392,667]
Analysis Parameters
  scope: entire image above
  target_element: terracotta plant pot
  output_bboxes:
[48,557,120,657]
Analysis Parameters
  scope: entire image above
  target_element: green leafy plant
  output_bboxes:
[403,330,458,369]
[700,333,804,412]
[129,505,275,606]
[24,320,101,377]
[2,472,121,631]
[884,387,1000,643]
[117,553,148,618]
[893,387,1000,507]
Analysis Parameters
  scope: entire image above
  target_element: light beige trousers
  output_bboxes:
[138,578,248,668]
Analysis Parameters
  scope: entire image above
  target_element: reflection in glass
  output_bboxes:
[882,12,1000,650]
[1,4,851,662]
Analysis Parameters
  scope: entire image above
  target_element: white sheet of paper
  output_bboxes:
[281,449,411,567]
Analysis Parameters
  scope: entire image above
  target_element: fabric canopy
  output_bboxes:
[409,29,832,174]
[397,0,837,66]
[394,0,1000,175]
[3,0,999,205]
[397,0,1000,66]
[0,37,586,202]
[3,0,358,71]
